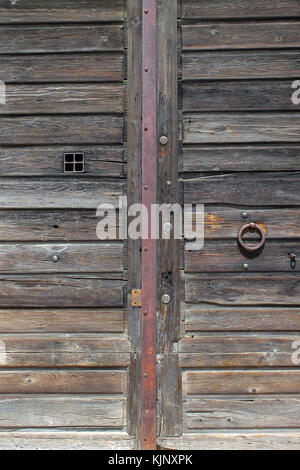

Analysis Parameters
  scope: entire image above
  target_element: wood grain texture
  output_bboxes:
[183,114,300,144]
[184,172,300,206]
[0,146,125,177]
[0,370,124,394]
[0,309,124,333]
[185,305,300,332]
[0,334,130,367]
[0,0,124,23]
[185,396,300,429]
[158,432,300,450]
[186,370,300,394]
[0,395,124,428]
[182,23,300,50]
[0,25,123,53]
[185,240,300,273]
[0,54,124,83]
[183,81,299,112]
[2,84,124,115]
[0,430,134,450]
[0,243,123,274]
[0,116,123,145]
[182,1,300,19]
[183,146,300,172]
[179,333,300,367]
[185,274,300,305]
[0,178,124,209]
[0,275,124,307]
[183,51,300,80]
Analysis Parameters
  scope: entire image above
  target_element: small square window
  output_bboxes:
[64,153,85,173]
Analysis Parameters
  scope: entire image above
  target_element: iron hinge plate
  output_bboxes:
[131,289,142,307]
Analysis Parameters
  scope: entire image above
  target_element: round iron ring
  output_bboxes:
[238,222,266,253]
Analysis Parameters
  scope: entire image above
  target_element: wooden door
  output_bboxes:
[158,0,300,450]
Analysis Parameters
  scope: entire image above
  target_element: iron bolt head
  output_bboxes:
[243,263,249,270]
[162,294,171,304]
[241,212,248,219]
[52,255,58,262]
[163,222,173,233]
[159,136,168,145]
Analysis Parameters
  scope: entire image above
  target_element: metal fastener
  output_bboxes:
[163,222,172,233]
[162,294,171,304]
[243,263,249,270]
[52,255,58,262]
[159,136,168,145]
[241,212,248,219]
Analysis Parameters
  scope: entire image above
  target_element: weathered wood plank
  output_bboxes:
[186,370,300,394]
[0,395,124,428]
[0,275,124,307]
[182,23,300,50]
[0,146,125,177]
[184,173,300,206]
[0,1,124,23]
[0,335,130,367]
[0,309,124,333]
[179,333,300,367]
[183,51,300,80]
[182,1,300,19]
[183,146,300,172]
[0,370,124,394]
[0,54,124,83]
[185,305,300,332]
[185,240,300,273]
[185,396,300,429]
[0,178,124,209]
[0,430,134,450]
[185,209,300,239]
[184,114,300,144]
[158,432,300,450]
[183,81,299,112]
[0,25,123,53]
[0,116,123,145]
[0,243,123,273]
[185,274,300,305]
[0,210,121,241]
[1,84,124,115]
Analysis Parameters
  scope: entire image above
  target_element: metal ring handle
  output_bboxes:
[238,222,266,253]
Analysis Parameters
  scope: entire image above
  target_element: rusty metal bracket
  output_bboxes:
[131,289,142,307]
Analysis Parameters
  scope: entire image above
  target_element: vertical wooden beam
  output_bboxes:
[141,0,157,450]
[157,0,182,437]
[127,0,142,445]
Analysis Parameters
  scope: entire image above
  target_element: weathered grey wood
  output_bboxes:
[0,370,124,394]
[0,178,124,209]
[0,25,123,53]
[182,1,300,19]
[0,334,130,367]
[182,23,300,50]
[0,309,124,333]
[183,81,299,112]
[186,370,300,394]
[184,172,300,206]
[185,240,300,273]
[0,116,123,145]
[1,84,124,115]
[0,243,123,273]
[0,275,124,307]
[158,432,300,450]
[185,208,300,239]
[0,1,124,23]
[0,146,125,177]
[183,146,300,172]
[0,54,124,83]
[0,210,121,241]
[179,333,300,367]
[0,395,124,428]
[185,274,300,305]
[185,396,300,429]
[185,305,300,332]
[183,51,300,80]
[0,430,134,450]
[184,114,300,144]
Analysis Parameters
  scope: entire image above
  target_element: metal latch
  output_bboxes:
[131,289,142,307]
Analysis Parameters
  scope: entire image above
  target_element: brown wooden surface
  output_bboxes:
[182,22,300,50]
[183,51,300,80]
[182,0,300,19]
